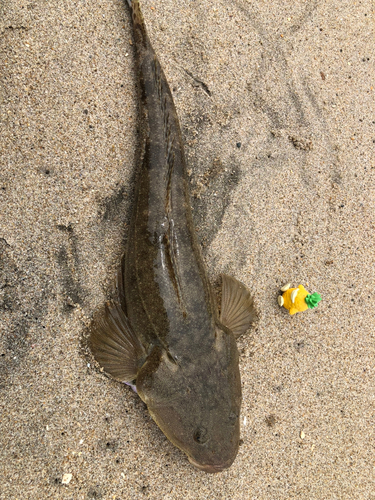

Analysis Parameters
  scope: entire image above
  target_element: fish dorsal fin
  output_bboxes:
[89,300,145,382]
[220,274,258,337]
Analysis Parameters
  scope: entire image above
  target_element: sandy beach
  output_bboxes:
[1,0,374,498]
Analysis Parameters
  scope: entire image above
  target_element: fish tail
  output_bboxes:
[126,0,143,25]
[126,0,148,49]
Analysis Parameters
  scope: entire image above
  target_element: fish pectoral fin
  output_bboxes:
[220,274,258,337]
[89,300,145,383]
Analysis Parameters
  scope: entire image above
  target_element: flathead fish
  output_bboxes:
[89,0,257,473]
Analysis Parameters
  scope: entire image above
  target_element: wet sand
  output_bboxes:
[1,0,374,498]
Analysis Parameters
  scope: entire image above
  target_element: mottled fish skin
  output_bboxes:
[90,0,257,473]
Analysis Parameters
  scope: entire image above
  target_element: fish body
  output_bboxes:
[90,0,257,472]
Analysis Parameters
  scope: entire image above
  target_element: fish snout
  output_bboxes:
[188,456,234,474]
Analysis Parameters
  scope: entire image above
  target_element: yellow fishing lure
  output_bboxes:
[278,284,321,315]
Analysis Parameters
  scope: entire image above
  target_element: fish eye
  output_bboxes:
[229,411,238,421]
[193,427,208,444]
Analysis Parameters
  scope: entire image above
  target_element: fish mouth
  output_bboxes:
[188,456,232,473]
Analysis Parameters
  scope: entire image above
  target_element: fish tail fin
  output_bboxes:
[126,0,149,49]
[220,274,258,337]
[89,300,145,382]
[126,0,143,24]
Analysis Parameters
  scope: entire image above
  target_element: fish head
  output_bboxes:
[136,327,241,472]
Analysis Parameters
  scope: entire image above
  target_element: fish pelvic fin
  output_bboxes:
[220,274,258,337]
[89,300,145,382]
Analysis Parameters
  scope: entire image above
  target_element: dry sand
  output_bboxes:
[1,0,374,498]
